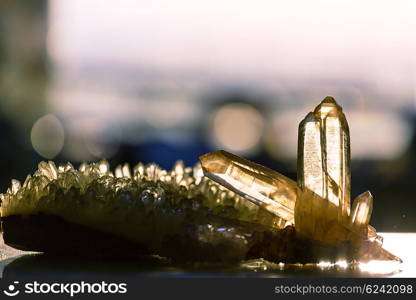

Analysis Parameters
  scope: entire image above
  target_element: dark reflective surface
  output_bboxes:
[0,254,404,279]
[1,233,414,278]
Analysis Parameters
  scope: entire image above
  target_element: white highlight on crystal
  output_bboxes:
[358,260,402,275]
[335,260,348,269]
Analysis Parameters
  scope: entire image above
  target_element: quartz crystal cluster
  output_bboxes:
[1,158,309,262]
[200,97,401,262]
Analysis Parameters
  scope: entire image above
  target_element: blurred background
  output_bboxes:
[0,0,415,231]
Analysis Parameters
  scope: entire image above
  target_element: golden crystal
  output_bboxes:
[296,96,351,243]
[297,96,350,223]
[200,96,401,262]
[199,150,297,225]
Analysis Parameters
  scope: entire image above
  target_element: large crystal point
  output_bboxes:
[199,150,297,224]
[296,96,351,241]
[301,96,351,220]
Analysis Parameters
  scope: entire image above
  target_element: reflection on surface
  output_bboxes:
[0,256,403,278]
[358,260,402,276]
[0,233,414,278]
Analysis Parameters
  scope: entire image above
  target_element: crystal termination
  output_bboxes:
[200,96,401,262]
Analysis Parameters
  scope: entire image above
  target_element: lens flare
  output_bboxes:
[211,103,264,153]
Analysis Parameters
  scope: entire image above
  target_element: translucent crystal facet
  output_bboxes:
[199,96,401,262]
[122,163,132,178]
[297,96,351,222]
[115,165,123,178]
[11,179,21,195]
[1,96,402,263]
[296,96,351,242]
[199,150,297,224]
[350,191,373,234]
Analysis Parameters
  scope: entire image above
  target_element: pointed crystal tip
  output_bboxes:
[199,150,297,224]
[199,150,229,175]
[361,190,373,198]
[313,96,343,117]
[379,247,403,263]
[321,96,337,104]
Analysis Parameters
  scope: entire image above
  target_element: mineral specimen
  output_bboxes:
[200,96,401,262]
[0,96,401,266]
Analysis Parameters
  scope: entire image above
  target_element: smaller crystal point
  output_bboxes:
[79,162,87,172]
[350,191,373,231]
[23,175,32,188]
[296,96,351,242]
[173,160,185,175]
[172,160,185,183]
[122,163,131,178]
[192,163,204,183]
[358,240,403,263]
[115,165,123,178]
[60,162,74,173]
[199,150,297,224]
[313,96,344,119]
[145,163,160,181]
[37,161,58,180]
[98,160,110,175]
[11,179,21,194]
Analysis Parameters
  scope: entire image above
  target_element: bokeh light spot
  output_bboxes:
[62,118,122,161]
[31,114,65,159]
[211,103,264,153]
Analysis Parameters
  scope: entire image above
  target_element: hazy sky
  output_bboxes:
[45,1,416,161]
[49,0,416,95]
